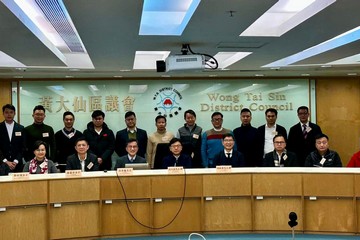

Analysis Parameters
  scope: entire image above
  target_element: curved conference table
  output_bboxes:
[0,167,359,240]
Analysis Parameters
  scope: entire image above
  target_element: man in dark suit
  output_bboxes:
[287,106,322,166]
[114,139,147,169]
[263,134,298,167]
[213,133,245,167]
[0,104,26,174]
[66,137,99,171]
[233,108,262,167]
[258,108,287,157]
[115,111,147,158]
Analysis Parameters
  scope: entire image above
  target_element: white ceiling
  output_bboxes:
[1,0,360,79]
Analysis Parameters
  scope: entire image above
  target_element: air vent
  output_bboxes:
[35,0,84,53]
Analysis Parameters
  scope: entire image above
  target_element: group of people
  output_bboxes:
[0,103,357,175]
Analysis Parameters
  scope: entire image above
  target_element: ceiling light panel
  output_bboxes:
[264,25,360,68]
[133,51,170,69]
[213,52,252,69]
[139,0,201,35]
[0,51,26,67]
[240,0,336,37]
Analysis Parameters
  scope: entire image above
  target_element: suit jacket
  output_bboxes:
[115,128,148,158]
[113,155,147,169]
[162,154,192,169]
[213,150,246,167]
[0,121,26,173]
[287,122,322,166]
[258,124,287,156]
[263,150,299,167]
[66,153,99,171]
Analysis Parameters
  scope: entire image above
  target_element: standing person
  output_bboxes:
[146,115,174,169]
[83,110,115,171]
[115,111,147,158]
[305,133,342,167]
[213,133,245,167]
[201,112,232,168]
[66,137,99,172]
[233,108,262,167]
[263,134,298,167]
[24,105,56,162]
[114,139,147,169]
[177,109,203,168]
[287,106,322,166]
[55,111,83,172]
[23,140,58,174]
[162,138,192,169]
[0,104,26,174]
[258,108,287,157]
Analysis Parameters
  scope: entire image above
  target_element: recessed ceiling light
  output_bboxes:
[113,75,123,78]
[133,51,170,70]
[321,65,332,68]
[301,73,310,76]
[13,76,24,78]
[212,52,252,69]
[139,0,201,35]
[240,0,336,37]
[255,74,264,77]
[347,73,358,76]
[120,69,131,72]
[161,75,171,77]
[65,75,74,78]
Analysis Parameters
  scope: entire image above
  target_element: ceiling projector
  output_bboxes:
[156,54,205,72]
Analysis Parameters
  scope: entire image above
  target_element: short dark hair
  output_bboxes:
[297,106,309,113]
[211,112,223,119]
[2,104,15,112]
[33,140,47,151]
[63,111,75,120]
[315,133,329,141]
[75,136,88,146]
[169,137,182,147]
[184,109,196,119]
[265,108,278,116]
[33,105,45,113]
[222,133,234,140]
[126,139,138,146]
[125,111,136,119]
[273,134,286,143]
[91,110,105,119]
[155,115,166,123]
[241,108,252,115]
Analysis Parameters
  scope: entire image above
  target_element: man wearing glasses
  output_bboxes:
[201,112,232,168]
[162,138,192,168]
[263,134,298,167]
[83,110,115,170]
[213,133,245,167]
[287,106,322,166]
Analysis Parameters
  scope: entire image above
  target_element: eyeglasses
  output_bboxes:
[171,144,182,148]
[223,139,234,142]
[274,141,285,144]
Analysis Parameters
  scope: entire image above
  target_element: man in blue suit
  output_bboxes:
[0,104,25,175]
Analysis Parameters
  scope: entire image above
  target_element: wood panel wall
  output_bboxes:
[316,78,360,166]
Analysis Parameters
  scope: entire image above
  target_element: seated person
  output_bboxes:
[23,140,58,174]
[213,133,245,167]
[66,137,99,171]
[263,134,298,167]
[162,138,192,168]
[114,139,147,169]
[347,149,360,167]
[305,133,342,167]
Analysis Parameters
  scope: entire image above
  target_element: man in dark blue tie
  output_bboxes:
[213,133,245,167]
